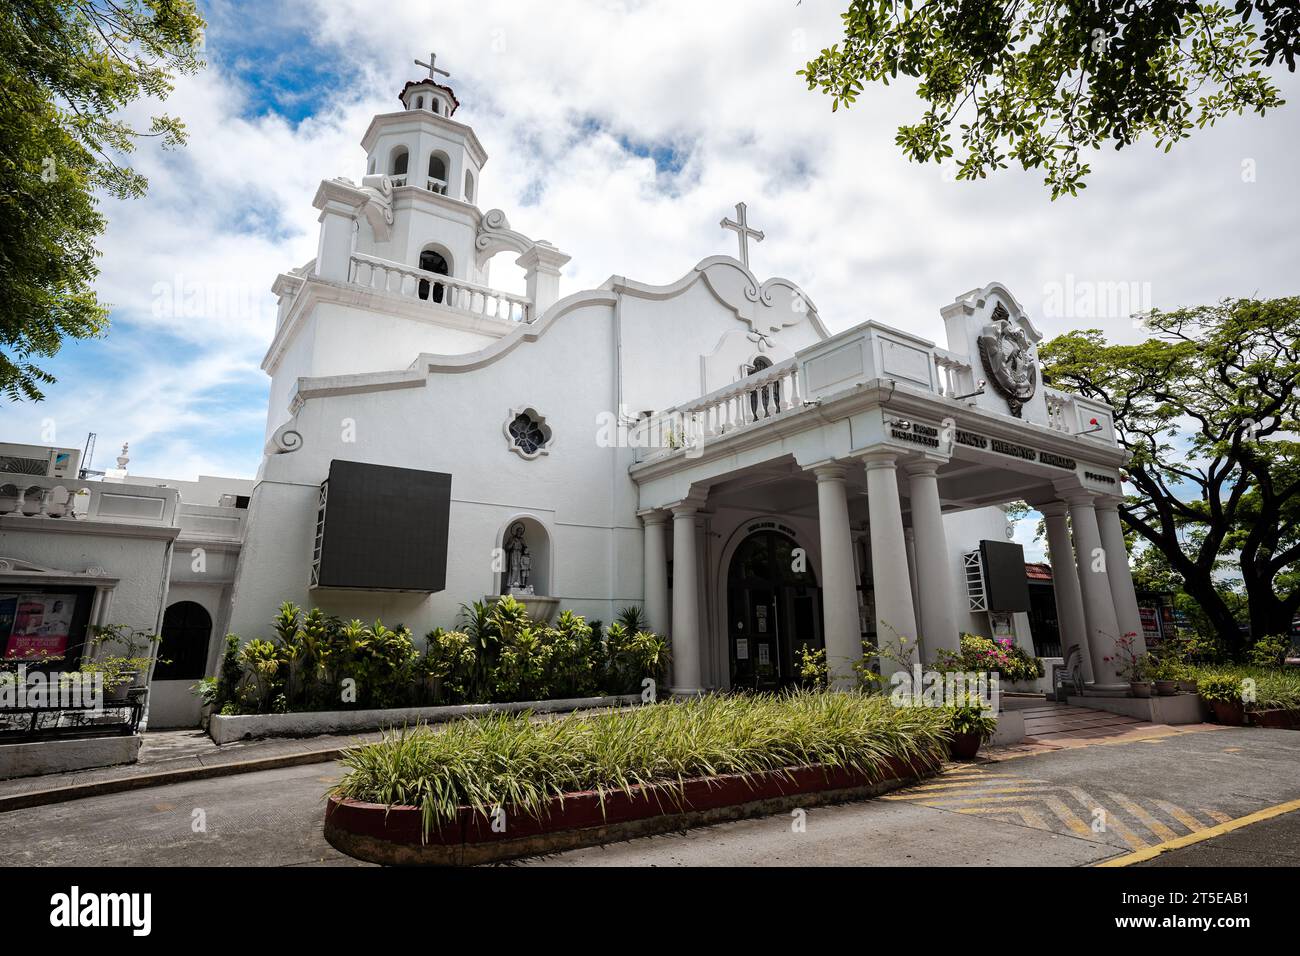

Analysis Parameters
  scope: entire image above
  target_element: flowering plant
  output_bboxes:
[934,634,1042,684]
[1104,631,1143,681]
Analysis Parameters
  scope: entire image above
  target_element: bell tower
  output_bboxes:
[343,52,489,284]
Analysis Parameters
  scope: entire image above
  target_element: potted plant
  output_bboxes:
[89,624,163,689]
[1107,634,1154,697]
[1197,673,1246,725]
[945,697,998,760]
[78,658,138,703]
[1149,656,1180,696]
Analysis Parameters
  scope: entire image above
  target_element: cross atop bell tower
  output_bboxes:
[414,51,450,81]
[398,50,459,117]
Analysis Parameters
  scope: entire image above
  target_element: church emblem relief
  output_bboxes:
[977,302,1037,417]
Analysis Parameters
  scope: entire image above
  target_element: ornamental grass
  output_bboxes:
[331,689,955,835]
[1185,663,1300,710]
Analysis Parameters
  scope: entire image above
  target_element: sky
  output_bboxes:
[7,0,1300,558]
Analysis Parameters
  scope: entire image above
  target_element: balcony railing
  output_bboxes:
[634,322,1118,461]
[0,475,179,526]
[348,252,532,323]
[634,358,802,456]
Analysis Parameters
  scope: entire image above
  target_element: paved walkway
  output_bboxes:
[0,728,381,804]
[1013,701,1217,747]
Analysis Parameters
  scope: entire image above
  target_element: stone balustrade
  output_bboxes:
[0,475,180,526]
[348,252,532,323]
[634,322,1120,461]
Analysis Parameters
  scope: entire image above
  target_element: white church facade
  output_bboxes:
[0,60,1148,727]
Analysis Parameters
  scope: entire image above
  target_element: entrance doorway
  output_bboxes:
[726,530,823,691]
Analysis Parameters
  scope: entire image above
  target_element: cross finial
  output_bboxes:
[414,51,450,81]
[720,202,764,269]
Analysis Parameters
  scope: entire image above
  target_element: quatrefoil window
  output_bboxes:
[504,407,552,460]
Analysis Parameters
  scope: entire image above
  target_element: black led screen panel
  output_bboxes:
[980,539,1031,613]
[315,460,451,592]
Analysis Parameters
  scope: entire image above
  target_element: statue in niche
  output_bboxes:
[504,522,534,593]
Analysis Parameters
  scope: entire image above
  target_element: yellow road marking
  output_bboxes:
[1106,791,1179,842]
[902,776,1036,792]
[1154,800,1207,833]
[1067,786,1151,850]
[956,805,1051,829]
[1200,807,1232,824]
[1097,797,1300,866]
[1041,795,1099,841]
[885,786,1046,803]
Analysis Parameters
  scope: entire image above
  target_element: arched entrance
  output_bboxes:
[726,530,823,691]
[154,601,213,681]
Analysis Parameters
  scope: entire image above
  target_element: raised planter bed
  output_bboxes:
[325,755,939,866]
[1249,708,1300,729]
[209,693,640,744]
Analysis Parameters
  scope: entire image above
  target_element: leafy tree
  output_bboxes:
[801,1,1297,198]
[1,0,204,401]
[1040,297,1300,657]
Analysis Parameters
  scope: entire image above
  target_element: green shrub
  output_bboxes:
[1195,672,1243,704]
[604,622,670,695]
[1247,634,1290,669]
[214,597,670,715]
[332,690,953,836]
[421,628,477,705]
[796,644,829,689]
[1187,664,1300,711]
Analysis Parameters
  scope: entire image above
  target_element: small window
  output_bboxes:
[506,409,552,459]
[416,95,425,110]
[464,169,476,203]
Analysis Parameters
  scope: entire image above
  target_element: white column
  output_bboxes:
[1096,498,1148,657]
[1040,501,1094,684]
[814,463,861,688]
[904,528,921,627]
[1067,493,1125,689]
[864,452,919,670]
[641,511,669,637]
[670,503,702,693]
[904,460,960,658]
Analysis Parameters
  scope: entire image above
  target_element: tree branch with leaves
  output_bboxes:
[800,1,1296,198]
[1,0,205,401]
[1040,297,1300,656]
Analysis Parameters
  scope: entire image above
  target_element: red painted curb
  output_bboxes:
[325,754,939,862]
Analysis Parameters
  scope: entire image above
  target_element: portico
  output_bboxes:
[632,283,1143,694]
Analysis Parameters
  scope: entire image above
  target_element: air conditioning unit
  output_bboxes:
[0,444,81,479]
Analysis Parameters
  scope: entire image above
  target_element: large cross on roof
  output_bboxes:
[721,201,764,269]
[414,52,450,81]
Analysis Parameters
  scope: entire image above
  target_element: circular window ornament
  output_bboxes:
[504,407,552,460]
